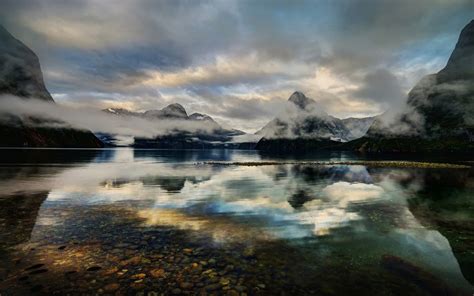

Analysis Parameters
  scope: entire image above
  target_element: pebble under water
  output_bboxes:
[0,148,473,295]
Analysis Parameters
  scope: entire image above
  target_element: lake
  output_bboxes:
[0,148,473,295]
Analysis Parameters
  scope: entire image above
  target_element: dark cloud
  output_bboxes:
[183,86,286,121]
[220,97,286,120]
[43,45,188,94]
[319,0,474,73]
[353,69,405,109]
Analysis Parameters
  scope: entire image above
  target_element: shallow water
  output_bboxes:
[0,148,473,295]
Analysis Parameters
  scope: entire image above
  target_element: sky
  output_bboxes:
[1,0,473,132]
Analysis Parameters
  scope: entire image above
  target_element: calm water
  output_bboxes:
[0,148,473,295]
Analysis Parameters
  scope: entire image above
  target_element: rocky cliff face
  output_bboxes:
[354,20,474,152]
[0,25,103,148]
[437,20,474,83]
[0,26,53,101]
[407,20,474,138]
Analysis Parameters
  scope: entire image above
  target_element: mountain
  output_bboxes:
[189,112,216,123]
[0,25,103,148]
[101,104,248,148]
[144,103,188,119]
[351,20,474,152]
[255,91,377,153]
[257,91,355,142]
[255,92,376,154]
[102,108,140,117]
[0,26,53,102]
[105,104,200,121]
[287,91,314,109]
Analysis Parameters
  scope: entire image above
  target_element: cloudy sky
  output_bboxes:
[1,0,472,132]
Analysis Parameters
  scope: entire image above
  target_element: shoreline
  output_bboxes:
[197,161,471,169]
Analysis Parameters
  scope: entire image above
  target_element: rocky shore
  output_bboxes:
[0,202,465,295]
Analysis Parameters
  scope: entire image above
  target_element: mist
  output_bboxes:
[0,95,221,139]
[371,77,474,137]
[258,98,376,141]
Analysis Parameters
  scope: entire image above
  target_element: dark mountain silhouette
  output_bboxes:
[351,20,474,152]
[0,25,102,148]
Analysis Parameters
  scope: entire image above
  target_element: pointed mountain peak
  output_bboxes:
[460,19,474,39]
[438,19,474,82]
[288,91,315,110]
[0,24,54,102]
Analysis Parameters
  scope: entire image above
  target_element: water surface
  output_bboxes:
[0,148,473,295]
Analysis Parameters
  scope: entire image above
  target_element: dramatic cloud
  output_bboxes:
[1,0,472,131]
[353,69,406,113]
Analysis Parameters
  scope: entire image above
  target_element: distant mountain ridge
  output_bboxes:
[101,104,246,147]
[104,104,221,128]
[0,25,103,148]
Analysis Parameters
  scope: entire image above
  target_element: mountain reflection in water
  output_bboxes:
[0,148,472,295]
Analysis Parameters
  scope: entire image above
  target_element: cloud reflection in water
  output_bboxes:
[1,149,472,291]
